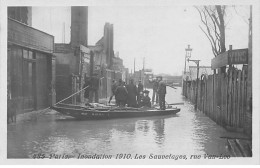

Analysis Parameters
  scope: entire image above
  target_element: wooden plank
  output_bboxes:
[205,78,208,115]
[225,74,229,126]
[241,69,245,129]
[209,77,211,116]
[227,139,243,157]
[215,74,218,122]
[204,78,207,113]
[228,69,233,126]
[216,74,219,123]
[224,74,228,126]
[234,70,238,127]
[235,139,251,157]
[234,69,238,127]
[211,74,216,122]
[221,73,225,126]
[237,71,241,127]
[211,75,214,119]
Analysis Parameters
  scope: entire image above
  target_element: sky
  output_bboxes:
[32,5,250,76]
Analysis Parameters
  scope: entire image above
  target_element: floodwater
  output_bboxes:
[8,87,233,159]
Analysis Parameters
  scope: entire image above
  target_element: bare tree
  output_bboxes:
[195,6,226,57]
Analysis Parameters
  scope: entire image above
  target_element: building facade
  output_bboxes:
[8,7,32,26]
[8,13,55,113]
[55,7,90,104]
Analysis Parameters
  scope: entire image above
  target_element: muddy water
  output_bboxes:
[7,87,232,159]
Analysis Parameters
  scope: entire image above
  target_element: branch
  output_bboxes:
[204,7,220,40]
[199,26,217,57]
[202,10,218,55]
[211,13,220,29]
[195,6,219,56]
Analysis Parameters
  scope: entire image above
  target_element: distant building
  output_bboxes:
[7,7,55,113]
[71,6,88,47]
[89,23,127,98]
[54,6,90,103]
[8,7,32,26]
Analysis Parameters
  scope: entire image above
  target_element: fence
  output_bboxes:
[183,66,250,133]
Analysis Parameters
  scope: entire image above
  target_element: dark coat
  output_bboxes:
[115,85,128,101]
[141,96,151,107]
[126,84,138,107]
[158,81,166,95]
[111,82,117,95]
[138,83,144,93]
[153,81,159,91]
[91,76,99,90]
[83,80,91,98]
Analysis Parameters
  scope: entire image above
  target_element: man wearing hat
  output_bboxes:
[89,73,100,103]
[157,76,166,110]
[115,79,128,107]
[141,90,151,108]
[148,77,159,104]
[126,79,138,107]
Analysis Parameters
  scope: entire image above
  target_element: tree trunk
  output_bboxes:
[216,5,226,73]
[216,5,226,53]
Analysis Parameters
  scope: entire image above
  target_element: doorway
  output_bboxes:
[22,49,36,111]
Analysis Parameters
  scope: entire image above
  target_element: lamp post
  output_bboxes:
[187,58,200,110]
[184,45,192,75]
[183,45,192,96]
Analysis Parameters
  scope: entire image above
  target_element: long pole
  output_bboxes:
[195,61,200,110]
[184,54,186,75]
[38,85,90,114]
[143,57,145,89]
[134,58,136,81]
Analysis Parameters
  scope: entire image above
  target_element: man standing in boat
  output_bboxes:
[115,79,128,107]
[157,76,166,110]
[108,79,117,104]
[83,76,91,104]
[149,77,159,105]
[126,79,138,107]
[89,73,100,103]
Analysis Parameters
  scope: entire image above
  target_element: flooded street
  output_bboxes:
[8,87,233,159]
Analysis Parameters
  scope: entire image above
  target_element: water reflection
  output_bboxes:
[7,87,232,158]
[153,119,165,145]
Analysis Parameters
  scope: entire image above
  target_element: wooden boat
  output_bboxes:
[51,103,180,120]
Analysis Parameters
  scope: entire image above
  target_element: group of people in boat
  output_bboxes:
[83,74,167,110]
[108,79,151,108]
[109,76,167,110]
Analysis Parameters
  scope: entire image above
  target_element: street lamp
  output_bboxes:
[184,45,192,75]
[187,58,200,110]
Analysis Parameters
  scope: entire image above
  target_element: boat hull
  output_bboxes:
[51,104,180,120]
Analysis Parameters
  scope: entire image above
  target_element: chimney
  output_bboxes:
[104,23,114,68]
[70,6,88,47]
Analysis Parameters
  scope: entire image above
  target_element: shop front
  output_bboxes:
[8,18,55,113]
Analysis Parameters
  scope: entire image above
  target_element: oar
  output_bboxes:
[167,102,184,105]
[166,85,177,89]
